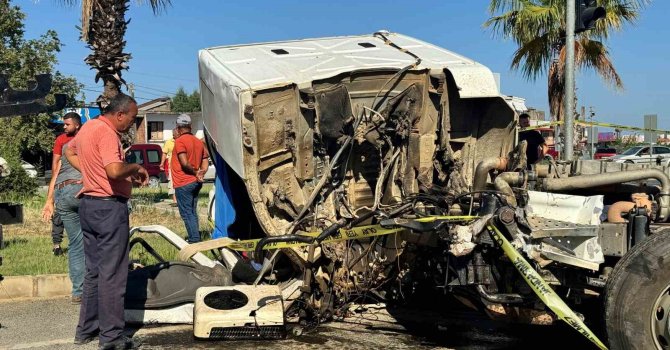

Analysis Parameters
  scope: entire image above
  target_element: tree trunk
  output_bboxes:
[84,0,131,110]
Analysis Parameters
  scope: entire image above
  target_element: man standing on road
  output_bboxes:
[160,128,179,206]
[41,112,84,303]
[172,114,209,243]
[518,113,548,168]
[65,94,148,349]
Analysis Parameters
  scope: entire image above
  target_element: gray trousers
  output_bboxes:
[75,197,129,344]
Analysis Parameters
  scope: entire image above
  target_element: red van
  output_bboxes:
[125,144,167,187]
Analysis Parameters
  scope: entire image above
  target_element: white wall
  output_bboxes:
[145,113,204,144]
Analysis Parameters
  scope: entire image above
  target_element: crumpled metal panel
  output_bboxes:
[526,191,605,269]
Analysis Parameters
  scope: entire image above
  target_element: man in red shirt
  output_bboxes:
[171,113,209,243]
[41,112,85,303]
[45,115,79,255]
[65,94,147,350]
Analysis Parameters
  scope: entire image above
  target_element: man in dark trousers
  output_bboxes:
[518,113,548,168]
[171,113,209,243]
[65,94,148,349]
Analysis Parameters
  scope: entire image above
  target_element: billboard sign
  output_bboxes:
[598,132,616,142]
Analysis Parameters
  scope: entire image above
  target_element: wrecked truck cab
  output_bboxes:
[199,32,516,238]
[145,31,670,348]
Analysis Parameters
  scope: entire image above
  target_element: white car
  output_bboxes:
[21,160,38,178]
[610,145,670,165]
[203,162,216,182]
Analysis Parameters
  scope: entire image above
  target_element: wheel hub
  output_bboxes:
[652,284,670,349]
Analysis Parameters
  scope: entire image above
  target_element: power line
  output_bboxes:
[80,87,157,102]
[59,61,197,83]
[134,87,173,97]
[133,84,177,95]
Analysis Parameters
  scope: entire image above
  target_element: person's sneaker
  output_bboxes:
[71,295,82,304]
[99,336,142,350]
[52,246,63,256]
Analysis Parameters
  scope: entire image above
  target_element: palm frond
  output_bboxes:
[576,38,624,90]
[510,33,553,81]
[135,0,171,14]
[488,0,527,15]
[485,2,561,45]
[80,0,93,41]
[548,58,564,121]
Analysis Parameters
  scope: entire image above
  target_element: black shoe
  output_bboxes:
[74,334,97,345]
[99,336,142,350]
[53,246,63,256]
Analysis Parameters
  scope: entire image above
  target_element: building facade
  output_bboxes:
[136,98,204,145]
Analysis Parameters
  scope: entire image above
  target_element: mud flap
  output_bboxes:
[487,222,608,350]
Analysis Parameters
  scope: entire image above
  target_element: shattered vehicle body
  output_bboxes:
[129,32,670,349]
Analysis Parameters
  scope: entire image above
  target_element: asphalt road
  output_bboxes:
[0,297,598,350]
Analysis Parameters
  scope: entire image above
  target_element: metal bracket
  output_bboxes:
[0,74,67,117]
[379,217,448,232]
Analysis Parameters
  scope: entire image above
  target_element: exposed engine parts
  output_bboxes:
[190,32,670,348]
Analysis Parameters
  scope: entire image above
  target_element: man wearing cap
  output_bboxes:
[65,94,147,349]
[172,113,209,243]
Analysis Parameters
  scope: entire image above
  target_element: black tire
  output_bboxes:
[605,229,670,349]
[624,160,634,164]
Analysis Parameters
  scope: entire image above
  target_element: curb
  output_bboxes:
[0,274,71,300]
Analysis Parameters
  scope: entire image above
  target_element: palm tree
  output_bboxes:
[485,0,650,121]
[62,0,170,108]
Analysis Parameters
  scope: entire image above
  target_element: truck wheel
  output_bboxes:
[605,229,670,349]
[148,176,160,188]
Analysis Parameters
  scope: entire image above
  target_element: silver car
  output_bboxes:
[611,145,670,165]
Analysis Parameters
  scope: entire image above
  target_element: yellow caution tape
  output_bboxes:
[520,119,670,135]
[487,223,608,350]
[224,216,479,252]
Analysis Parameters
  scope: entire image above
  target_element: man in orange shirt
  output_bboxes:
[65,94,147,350]
[171,114,209,243]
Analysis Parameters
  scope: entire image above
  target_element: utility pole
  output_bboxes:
[589,107,595,159]
[564,0,605,161]
[128,83,135,99]
[563,0,576,161]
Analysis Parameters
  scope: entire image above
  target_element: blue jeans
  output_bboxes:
[54,183,84,297]
[175,181,203,243]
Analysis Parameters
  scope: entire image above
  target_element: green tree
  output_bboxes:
[189,90,201,112]
[61,0,170,108]
[171,87,200,112]
[484,0,650,120]
[0,1,83,197]
[171,87,190,112]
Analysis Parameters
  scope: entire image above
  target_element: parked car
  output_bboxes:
[610,145,670,165]
[203,162,215,182]
[21,160,37,178]
[125,144,166,187]
[594,147,617,160]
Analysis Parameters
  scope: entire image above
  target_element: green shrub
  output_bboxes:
[0,157,38,198]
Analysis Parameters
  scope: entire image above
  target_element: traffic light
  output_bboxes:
[575,0,606,33]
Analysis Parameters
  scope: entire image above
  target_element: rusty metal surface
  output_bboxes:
[527,216,598,238]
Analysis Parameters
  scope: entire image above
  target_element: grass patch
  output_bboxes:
[0,184,215,276]
[132,183,212,208]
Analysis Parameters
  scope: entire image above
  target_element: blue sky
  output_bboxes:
[16,0,670,129]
